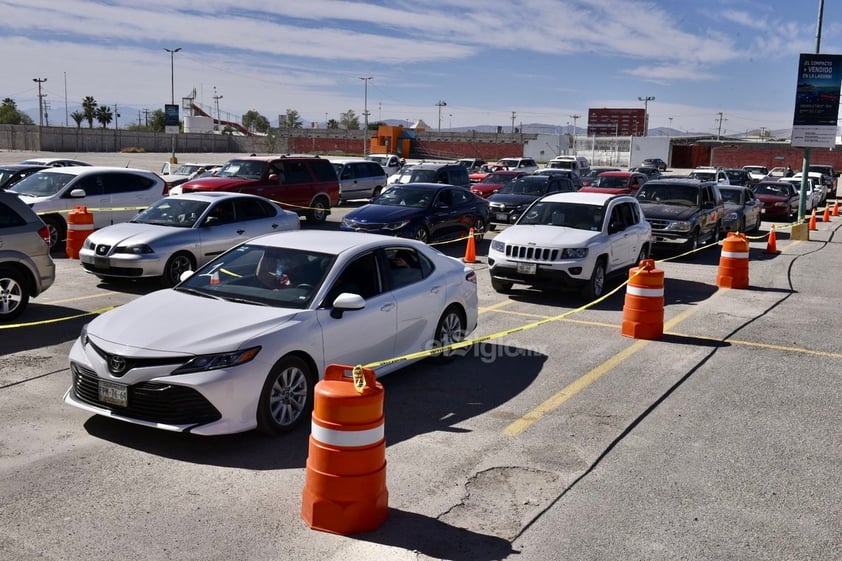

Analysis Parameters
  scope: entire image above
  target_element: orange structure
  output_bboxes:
[463,228,477,263]
[765,225,778,255]
[65,205,94,259]
[716,232,750,289]
[301,364,388,535]
[809,208,817,230]
[822,205,831,222]
[621,259,664,340]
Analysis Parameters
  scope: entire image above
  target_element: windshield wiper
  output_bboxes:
[222,296,270,306]
[174,286,222,300]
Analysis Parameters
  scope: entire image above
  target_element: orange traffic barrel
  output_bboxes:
[621,259,664,340]
[301,364,388,535]
[716,232,749,289]
[66,205,94,259]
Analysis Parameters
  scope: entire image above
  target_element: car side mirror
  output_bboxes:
[330,292,366,319]
[69,188,87,198]
[609,221,624,233]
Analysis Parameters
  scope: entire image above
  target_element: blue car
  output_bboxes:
[340,183,489,243]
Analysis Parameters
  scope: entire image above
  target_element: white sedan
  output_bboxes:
[79,192,300,286]
[65,231,478,436]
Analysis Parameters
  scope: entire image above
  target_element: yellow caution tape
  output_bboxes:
[0,306,117,330]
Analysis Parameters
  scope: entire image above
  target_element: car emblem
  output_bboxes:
[109,355,127,375]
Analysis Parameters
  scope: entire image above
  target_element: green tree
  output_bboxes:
[94,105,113,128]
[82,96,97,128]
[70,111,85,128]
[242,110,270,133]
[340,109,360,130]
[326,119,339,130]
[0,98,33,125]
[279,109,303,129]
[148,109,167,132]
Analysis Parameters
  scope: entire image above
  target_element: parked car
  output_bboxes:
[0,164,49,190]
[580,167,621,187]
[766,167,789,179]
[457,158,487,173]
[629,166,663,181]
[791,172,830,206]
[579,171,648,196]
[78,192,300,286]
[488,175,577,227]
[807,164,837,192]
[751,180,802,221]
[65,230,479,435]
[544,155,590,176]
[640,158,668,171]
[329,158,388,202]
[381,162,470,189]
[365,153,403,177]
[0,190,55,321]
[17,158,92,167]
[469,163,509,184]
[775,177,819,213]
[386,164,416,186]
[488,192,651,299]
[9,166,167,250]
[532,168,583,189]
[160,162,221,191]
[496,157,540,173]
[636,178,725,253]
[341,183,489,243]
[470,170,525,199]
[721,168,754,187]
[718,185,762,233]
[688,167,728,184]
[742,165,769,183]
[177,155,340,224]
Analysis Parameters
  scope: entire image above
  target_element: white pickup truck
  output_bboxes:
[365,153,403,177]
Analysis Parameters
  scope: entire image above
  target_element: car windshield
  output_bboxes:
[744,167,767,174]
[592,175,629,188]
[480,173,515,184]
[132,198,211,227]
[177,244,335,309]
[371,186,434,208]
[637,184,700,206]
[9,171,74,197]
[404,169,437,183]
[366,155,387,165]
[518,201,603,230]
[216,160,267,179]
[753,184,792,196]
[719,189,743,204]
[499,179,548,195]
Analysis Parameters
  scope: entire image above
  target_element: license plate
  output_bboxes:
[496,212,509,221]
[761,208,766,214]
[99,380,128,407]
[94,256,109,269]
[516,262,537,275]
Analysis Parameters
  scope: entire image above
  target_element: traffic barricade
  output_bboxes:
[66,205,94,259]
[621,259,664,340]
[716,232,749,289]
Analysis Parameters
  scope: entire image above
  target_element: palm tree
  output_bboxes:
[82,96,97,128]
[94,105,113,128]
[70,111,85,128]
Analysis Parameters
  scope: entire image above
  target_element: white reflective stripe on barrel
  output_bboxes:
[626,285,664,298]
[311,421,384,448]
[67,224,94,230]
[721,250,749,259]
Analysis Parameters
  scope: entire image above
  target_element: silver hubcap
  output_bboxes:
[268,366,308,427]
[0,277,23,315]
[437,312,463,356]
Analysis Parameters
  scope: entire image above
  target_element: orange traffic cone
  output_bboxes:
[765,225,778,254]
[822,205,831,222]
[833,200,839,217]
[809,208,817,230]
[463,228,477,263]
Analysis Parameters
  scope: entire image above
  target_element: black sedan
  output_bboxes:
[0,164,49,190]
[340,183,489,244]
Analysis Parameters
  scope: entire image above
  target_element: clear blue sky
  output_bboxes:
[5,0,842,135]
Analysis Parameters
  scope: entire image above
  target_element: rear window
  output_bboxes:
[309,159,338,182]
[0,201,28,228]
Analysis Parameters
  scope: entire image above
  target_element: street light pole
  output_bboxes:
[33,78,47,128]
[213,86,223,132]
[436,100,447,132]
[638,96,655,136]
[359,76,373,155]
[569,113,580,154]
[164,48,181,163]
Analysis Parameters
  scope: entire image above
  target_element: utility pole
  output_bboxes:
[715,112,726,140]
[359,76,373,155]
[33,78,47,127]
[511,111,517,133]
[114,104,120,129]
[569,113,580,154]
[638,95,655,136]
[213,86,223,132]
[436,100,447,132]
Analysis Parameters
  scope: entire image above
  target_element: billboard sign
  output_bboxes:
[587,108,646,137]
[791,53,842,148]
[164,104,179,134]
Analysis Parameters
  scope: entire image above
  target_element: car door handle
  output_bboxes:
[381,303,395,312]
[430,285,441,294]
[236,229,245,235]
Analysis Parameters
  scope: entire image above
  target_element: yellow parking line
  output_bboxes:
[503,306,699,436]
[478,299,515,314]
[39,293,119,305]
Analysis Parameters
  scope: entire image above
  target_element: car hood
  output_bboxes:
[181,176,254,191]
[497,225,598,246]
[637,202,700,220]
[345,204,420,222]
[87,221,179,245]
[86,289,300,354]
[488,193,538,205]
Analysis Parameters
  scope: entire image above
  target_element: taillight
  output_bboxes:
[465,270,477,284]
[37,225,51,245]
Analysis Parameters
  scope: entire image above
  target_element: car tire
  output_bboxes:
[491,277,512,293]
[0,267,29,321]
[307,196,329,225]
[44,215,66,251]
[429,305,466,363]
[738,217,746,233]
[580,257,607,301]
[635,245,649,267]
[162,251,196,287]
[414,225,430,244]
[256,355,316,435]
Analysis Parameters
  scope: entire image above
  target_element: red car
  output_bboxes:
[579,171,648,196]
[469,163,509,183]
[470,170,526,198]
[751,180,799,220]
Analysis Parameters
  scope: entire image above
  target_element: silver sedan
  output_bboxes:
[79,192,300,286]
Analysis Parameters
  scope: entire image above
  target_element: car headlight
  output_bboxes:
[113,244,154,254]
[490,239,505,252]
[561,248,588,259]
[666,221,692,232]
[382,220,410,231]
[774,202,788,207]
[172,346,261,374]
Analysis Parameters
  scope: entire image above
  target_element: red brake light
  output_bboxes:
[37,225,51,245]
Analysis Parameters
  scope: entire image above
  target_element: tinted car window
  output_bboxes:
[105,172,157,194]
[235,197,276,220]
[0,201,27,228]
[310,159,338,182]
[75,174,106,196]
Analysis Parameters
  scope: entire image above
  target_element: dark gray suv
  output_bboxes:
[0,190,56,321]
[636,179,724,253]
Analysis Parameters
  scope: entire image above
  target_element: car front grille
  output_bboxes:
[71,363,222,426]
[489,202,517,212]
[646,218,670,230]
[344,220,382,231]
[504,244,559,261]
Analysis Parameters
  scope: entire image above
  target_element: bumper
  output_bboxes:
[488,258,590,290]
[79,248,165,279]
